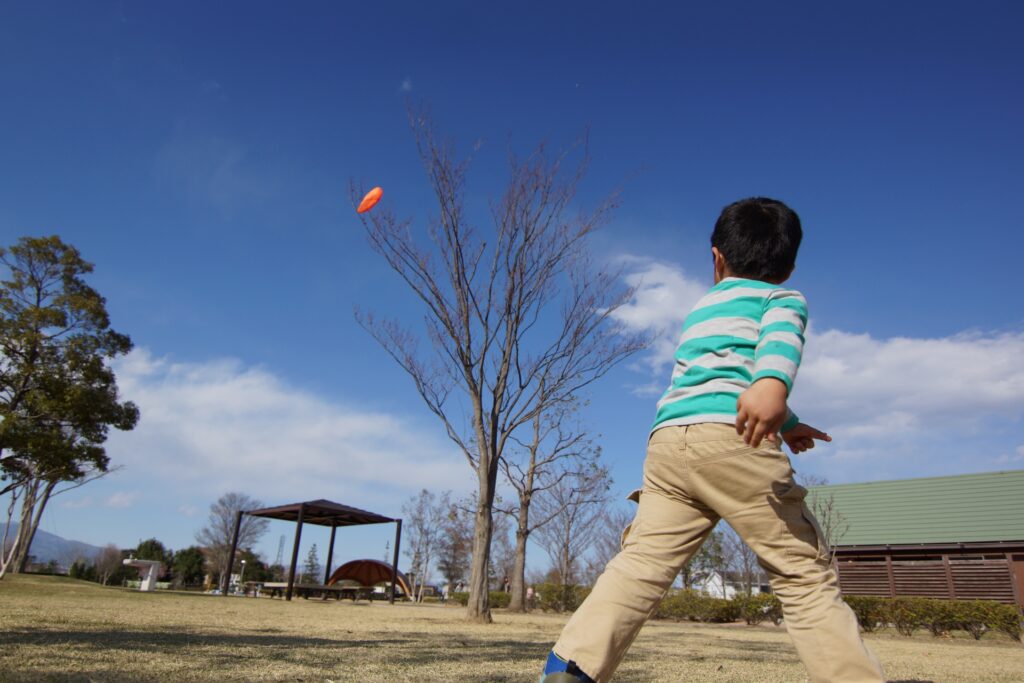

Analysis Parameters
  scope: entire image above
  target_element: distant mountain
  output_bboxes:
[3,523,105,566]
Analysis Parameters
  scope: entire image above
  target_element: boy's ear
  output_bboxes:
[712,247,727,282]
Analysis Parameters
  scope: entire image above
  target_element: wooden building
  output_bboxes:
[810,470,1024,608]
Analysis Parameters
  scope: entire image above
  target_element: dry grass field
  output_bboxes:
[1,575,1021,682]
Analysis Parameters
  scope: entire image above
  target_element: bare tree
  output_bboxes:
[402,489,451,601]
[436,499,473,589]
[583,501,634,586]
[353,109,646,621]
[798,474,849,565]
[722,525,765,596]
[490,505,516,591]
[195,492,269,592]
[499,398,603,611]
[95,544,122,586]
[682,528,728,594]
[533,461,612,590]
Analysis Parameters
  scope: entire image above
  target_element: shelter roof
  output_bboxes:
[246,499,396,527]
[810,469,1024,546]
[327,559,411,594]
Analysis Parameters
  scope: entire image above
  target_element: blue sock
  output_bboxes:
[542,651,595,682]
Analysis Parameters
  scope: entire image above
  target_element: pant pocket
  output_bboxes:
[776,483,828,563]
[620,489,642,549]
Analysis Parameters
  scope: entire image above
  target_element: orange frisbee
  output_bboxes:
[357,186,383,213]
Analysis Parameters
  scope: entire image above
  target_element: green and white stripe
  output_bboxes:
[653,277,807,433]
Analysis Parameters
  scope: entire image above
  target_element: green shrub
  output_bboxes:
[982,602,1023,642]
[655,589,704,621]
[889,597,929,636]
[448,591,511,608]
[918,598,957,637]
[698,597,742,623]
[839,595,1022,641]
[653,590,742,623]
[534,583,591,613]
[955,600,994,640]
[735,593,782,626]
[843,596,888,633]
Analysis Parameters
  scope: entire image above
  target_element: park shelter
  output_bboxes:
[327,558,412,596]
[224,499,402,602]
[810,470,1024,607]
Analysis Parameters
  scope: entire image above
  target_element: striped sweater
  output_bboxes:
[653,277,807,433]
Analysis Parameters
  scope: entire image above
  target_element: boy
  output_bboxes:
[539,198,885,683]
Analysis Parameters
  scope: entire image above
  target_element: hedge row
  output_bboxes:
[655,592,1021,642]
[450,586,1021,642]
[654,590,784,625]
[450,591,511,608]
[844,596,1021,641]
[534,584,593,613]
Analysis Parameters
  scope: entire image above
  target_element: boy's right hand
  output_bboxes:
[736,378,789,447]
[781,422,832,454]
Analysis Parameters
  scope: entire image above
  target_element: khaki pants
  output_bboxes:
[554,423,885,683]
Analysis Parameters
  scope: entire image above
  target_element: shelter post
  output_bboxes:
[324,525,337,585]
[390,518,402,604]
[222,510,243,597]
[286,503,306,601]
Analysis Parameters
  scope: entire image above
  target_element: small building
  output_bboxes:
[810,469,1024,608]
[693,570,771,600]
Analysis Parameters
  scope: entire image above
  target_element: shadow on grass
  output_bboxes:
[1,628,409,651]
[1,628,555,665]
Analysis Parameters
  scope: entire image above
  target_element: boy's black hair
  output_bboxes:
[711,197,802,282]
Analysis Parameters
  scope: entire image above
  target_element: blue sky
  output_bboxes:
[2,1,1022,578]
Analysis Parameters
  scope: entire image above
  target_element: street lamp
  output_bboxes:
[239,559,247,595]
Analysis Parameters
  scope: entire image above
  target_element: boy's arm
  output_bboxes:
[736,289,808,445]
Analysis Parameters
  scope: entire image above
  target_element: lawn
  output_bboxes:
[1,575,1021,682]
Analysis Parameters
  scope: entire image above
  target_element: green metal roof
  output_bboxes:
[808,469,1024,546]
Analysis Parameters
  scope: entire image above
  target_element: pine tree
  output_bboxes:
[302,544,321,584]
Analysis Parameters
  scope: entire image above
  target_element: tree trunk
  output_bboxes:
[466,458,497,623]
[14,479,56,573]
[507,509,530,612]
[8,480,40,574]
[0,488,23,579]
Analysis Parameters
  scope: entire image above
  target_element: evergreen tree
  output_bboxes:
[172,546,206,587]
[302,544,321,584]
[0,236,139,577]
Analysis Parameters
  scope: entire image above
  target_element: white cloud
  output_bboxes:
[61,497,94,510]
[611,260,1024,472]
[177,505,200,517]
[611,256,706,334]
[399,77,413,92]
[990,449,1024,466]
[105,492,140,508]
[610,256,707,388]
[106,349,468,509]
[797,329,1024,435]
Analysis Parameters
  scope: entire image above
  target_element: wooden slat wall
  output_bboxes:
[950,560,1015,603]
[836,555,1017,605]
[892,560,950,599]
[835,562,889,596]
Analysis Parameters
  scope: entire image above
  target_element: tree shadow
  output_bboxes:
[5,627,939,682]
[1,628,553,668]
[1,627,406,650]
